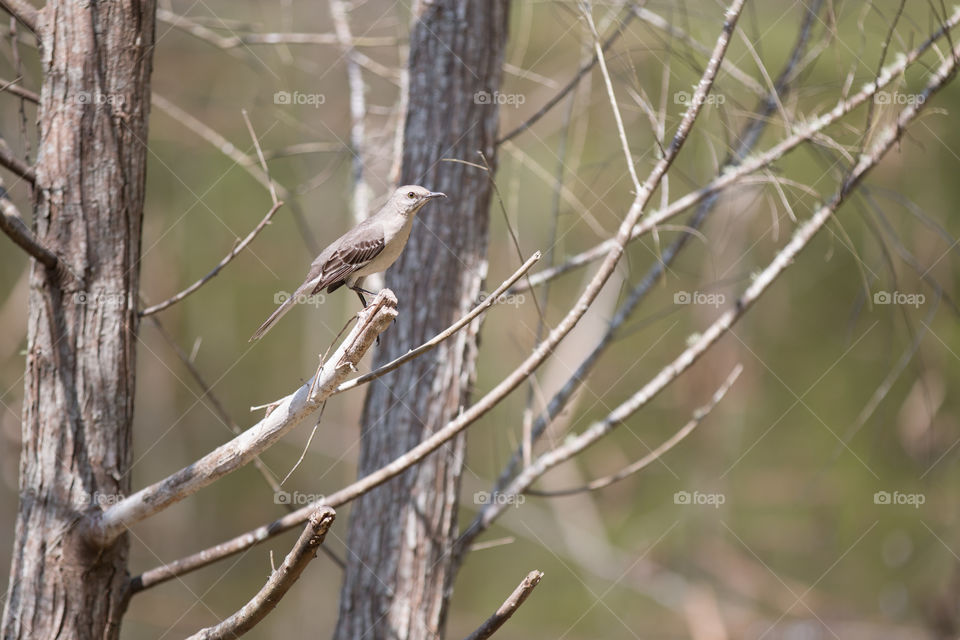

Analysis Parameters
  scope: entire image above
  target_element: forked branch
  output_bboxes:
[89,290,398,547]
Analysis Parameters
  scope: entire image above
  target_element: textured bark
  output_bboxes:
[333,2,510,639]
[1,2,155,639]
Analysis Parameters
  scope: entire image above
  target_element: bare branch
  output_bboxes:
[130,0,746,588]
[582,3,640,193]
[88,290,399,547]
[0,76,38,103]
[184,507,336,640]
[0,185,55,269]
[528,365,742,497]
[0,0,38,35]
[462,570,544,640]
[0,140,34,184]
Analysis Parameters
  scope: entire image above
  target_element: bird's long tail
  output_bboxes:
[250,285,308,341]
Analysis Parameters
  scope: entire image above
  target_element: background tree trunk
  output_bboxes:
[333,2,510,639]
[1,3,155,639]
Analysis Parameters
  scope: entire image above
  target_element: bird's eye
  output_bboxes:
[407,192,416,199]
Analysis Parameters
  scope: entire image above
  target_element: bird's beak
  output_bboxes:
[426,191,447,200]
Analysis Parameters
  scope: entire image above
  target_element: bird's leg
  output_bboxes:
[349,284,379,308]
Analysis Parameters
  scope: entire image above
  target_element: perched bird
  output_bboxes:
[250,185,446,341]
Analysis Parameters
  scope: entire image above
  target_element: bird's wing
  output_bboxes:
[308,222,385,294]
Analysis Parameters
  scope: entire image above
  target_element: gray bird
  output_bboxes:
[251,185,446,341]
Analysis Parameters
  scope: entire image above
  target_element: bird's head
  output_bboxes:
[392,184,446,217]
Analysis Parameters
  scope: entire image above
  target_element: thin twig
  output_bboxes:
[184,508,336,640]
[88,290,398,547]
[528,365,742,496]
[583,2,640,193]
[462,570,544,640]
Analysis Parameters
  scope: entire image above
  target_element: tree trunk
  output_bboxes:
[1,3,155,639]
[333,2,510,639]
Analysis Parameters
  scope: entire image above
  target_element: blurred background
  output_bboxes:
[1,0,959,638]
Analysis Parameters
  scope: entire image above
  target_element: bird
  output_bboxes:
[250,184,446,341]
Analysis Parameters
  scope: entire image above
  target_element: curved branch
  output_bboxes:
[184,508,336,640]
[88,290,398,547]
[462,570,543,640]
[130,0,747,589]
